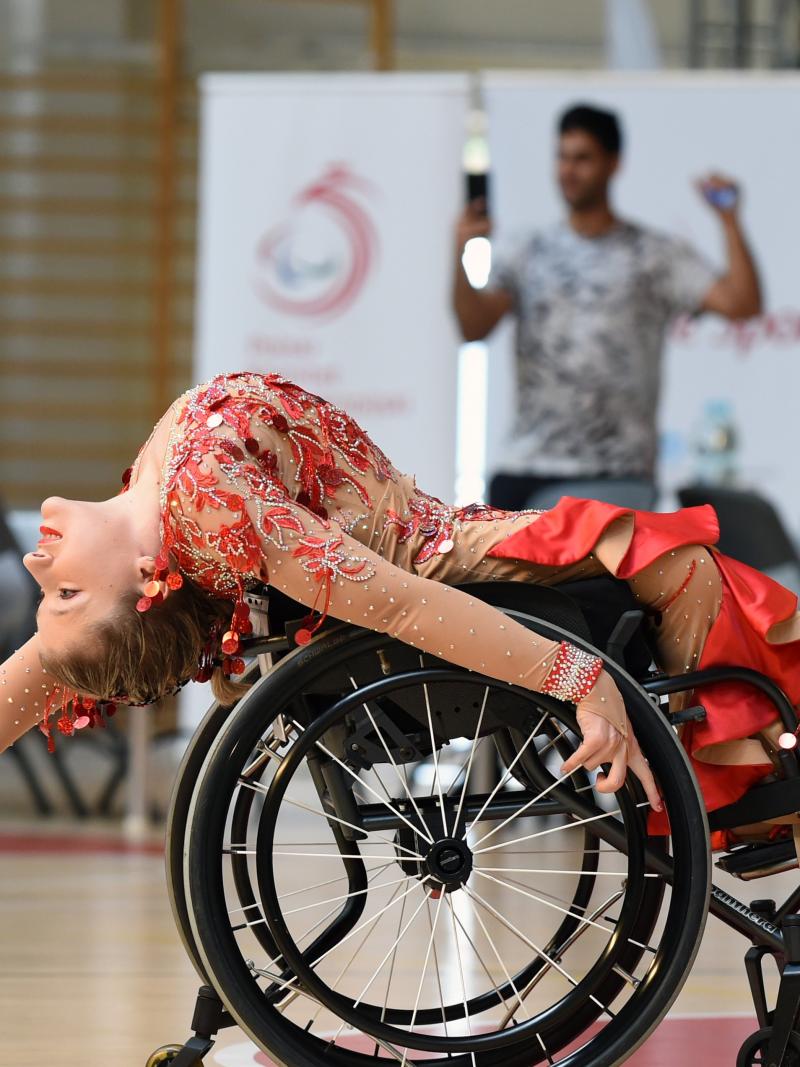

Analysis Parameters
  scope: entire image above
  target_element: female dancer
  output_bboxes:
[2,372,798,824]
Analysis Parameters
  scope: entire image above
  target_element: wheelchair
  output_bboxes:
[146,576,800,1067]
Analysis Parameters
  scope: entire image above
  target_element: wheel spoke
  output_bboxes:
[240,863,396,986]
[481,869,585,911]
[382,884,410,1022]
[537,723,571,757]
[452,686,490,833]
[447,736,486,798]
[352,885,434,1010]
[421,662,449,837]
[228,862,394,913]
[461,709,549,838]
[463,884,613,1017]
[473,804,637,855]
[311,735,434,845]
[273,862,401,1011]
[445,891,476,1067]
[497,890,625,1028]
[473,869,619,937]
[424,894,449,1038]
[237,780,424,861]
[311,878,430,972]
[311,879,408,1040]
[282,873,410,917]
[400,890,446,1067]
[460,890,530,1023]
[446,893,528,1023]
[359,696,434,845]
[487,849,616,856]
[476,866,640,878]
[537,1031,555,1066]
[347,674,408,815]
[468,765,580,852]
[270,851,405,861]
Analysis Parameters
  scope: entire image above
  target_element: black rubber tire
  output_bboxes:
[164,660,262,979]
[184,611,710,1067]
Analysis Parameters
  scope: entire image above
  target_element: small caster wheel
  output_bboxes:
[145,1046,185,1067]
[737,1028,800,1066]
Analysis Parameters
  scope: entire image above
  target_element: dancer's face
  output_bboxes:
[557,129,618,210]
[23,496,152,658]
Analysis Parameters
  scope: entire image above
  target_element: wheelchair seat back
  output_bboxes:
[263,574,653,680]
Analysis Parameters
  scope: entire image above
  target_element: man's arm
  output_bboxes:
[698,174,762,320]
[452,199,513,342]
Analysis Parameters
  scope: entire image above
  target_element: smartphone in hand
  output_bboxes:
[466,172,490,215]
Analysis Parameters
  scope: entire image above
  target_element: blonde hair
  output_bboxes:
[41,576,250,709]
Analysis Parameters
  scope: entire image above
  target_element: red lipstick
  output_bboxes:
[38,526,62,546]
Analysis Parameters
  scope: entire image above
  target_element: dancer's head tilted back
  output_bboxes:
[23,494,242,708]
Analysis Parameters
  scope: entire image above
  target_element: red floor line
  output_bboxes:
[0,831,164,855]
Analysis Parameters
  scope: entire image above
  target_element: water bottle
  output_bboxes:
[692,399,740,485]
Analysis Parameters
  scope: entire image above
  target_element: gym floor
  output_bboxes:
[0,816,788,1067]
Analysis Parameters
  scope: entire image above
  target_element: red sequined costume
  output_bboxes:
[3,372,800,831]
[129,372,611,716]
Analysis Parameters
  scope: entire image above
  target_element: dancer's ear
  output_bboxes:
[134,555,183,613]
[138,555,158,586]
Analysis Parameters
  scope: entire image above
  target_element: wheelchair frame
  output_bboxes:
[152,580,800,1067]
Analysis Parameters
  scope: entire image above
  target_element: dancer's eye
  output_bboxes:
[57,589,79,600]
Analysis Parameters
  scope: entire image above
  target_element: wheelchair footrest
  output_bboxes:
[716,839,798,880]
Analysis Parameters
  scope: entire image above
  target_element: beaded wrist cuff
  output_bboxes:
[541,642,603,703]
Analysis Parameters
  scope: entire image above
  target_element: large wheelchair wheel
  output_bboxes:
[184,614,710,1066]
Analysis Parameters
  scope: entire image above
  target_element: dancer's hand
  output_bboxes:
[560,675,663,812]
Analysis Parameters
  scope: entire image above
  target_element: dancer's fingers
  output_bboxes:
[562,707,623,776]
[628,741,663,812]
[595,745,628,794]
[561,734,621,777]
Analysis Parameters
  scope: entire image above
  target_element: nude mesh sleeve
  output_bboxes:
[177,452,626,736]
[0,635,59,753]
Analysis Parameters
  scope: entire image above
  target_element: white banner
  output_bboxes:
[186,73,468,728]
[195,72,468,501]
[482,73,800,534]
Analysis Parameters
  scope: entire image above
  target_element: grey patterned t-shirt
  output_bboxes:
[489,221,717,478]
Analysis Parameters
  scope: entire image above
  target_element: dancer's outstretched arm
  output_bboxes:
[0,635,58,753]
[174,450,661,809]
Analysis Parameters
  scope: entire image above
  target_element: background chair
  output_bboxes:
[525,478,658,512]
[678,484,800,594]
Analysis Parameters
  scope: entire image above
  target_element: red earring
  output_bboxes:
[136,551,184,613]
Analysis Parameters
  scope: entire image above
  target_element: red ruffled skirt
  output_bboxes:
[489,497,800,823]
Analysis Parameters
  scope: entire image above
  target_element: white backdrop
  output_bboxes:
[195,72,468,501]
[483,73,800,532]
[187,72,468,726]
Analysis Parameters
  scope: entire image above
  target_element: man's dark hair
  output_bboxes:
[559,104,622,155]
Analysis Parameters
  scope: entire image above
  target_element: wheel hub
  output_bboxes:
[425,837,473,893]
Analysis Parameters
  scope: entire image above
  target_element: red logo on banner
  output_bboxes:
[254,163,378,321]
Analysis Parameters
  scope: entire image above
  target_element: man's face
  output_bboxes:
[556,129,619,210]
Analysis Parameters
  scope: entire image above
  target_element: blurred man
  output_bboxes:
[453,103,762,510]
